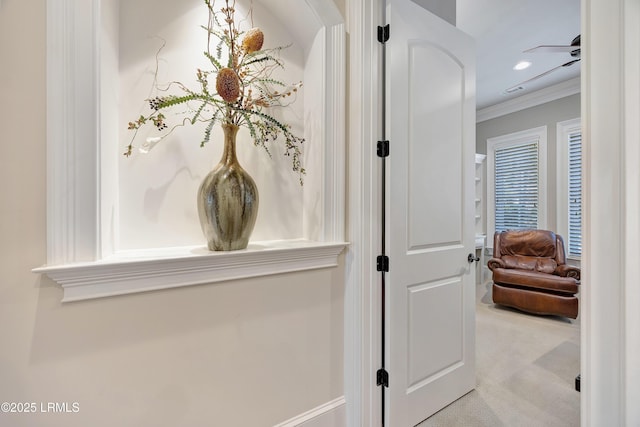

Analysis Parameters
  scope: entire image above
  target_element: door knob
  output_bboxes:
[468,253,479,263]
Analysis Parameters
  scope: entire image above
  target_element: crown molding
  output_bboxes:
[476,77,581,123]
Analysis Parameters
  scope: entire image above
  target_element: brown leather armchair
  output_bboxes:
[487,229,581,319]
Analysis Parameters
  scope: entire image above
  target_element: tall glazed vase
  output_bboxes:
[197,123,259,251]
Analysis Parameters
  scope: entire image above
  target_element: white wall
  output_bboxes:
[0,1,344,426]
[412,0,456,25]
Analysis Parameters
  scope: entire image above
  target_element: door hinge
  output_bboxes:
[377,255,389,272]
[377,25,390,43]
[377,368,389,387]
[377,140,389,158]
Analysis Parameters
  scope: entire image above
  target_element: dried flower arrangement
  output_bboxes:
[124,0,305,184]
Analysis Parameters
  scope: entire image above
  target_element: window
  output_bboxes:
[487,126,547,239]
[557,118,582,259]
[494,142,539,231]
[567,132,582,257]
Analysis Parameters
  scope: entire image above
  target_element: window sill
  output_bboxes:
[33,240,348,302]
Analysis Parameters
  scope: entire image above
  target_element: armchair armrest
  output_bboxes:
[487,257,505,271]
[554,264,581,280]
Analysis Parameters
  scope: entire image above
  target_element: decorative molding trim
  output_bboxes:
[46,0,101,264]
[34,240,347,302]
[41,0,346,301]
[476,77,581,123]
[323,23,346,242]
[344,0,381,426]
[273,396,346,427]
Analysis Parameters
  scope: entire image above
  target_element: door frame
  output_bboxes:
[345,0,640,425]
[580,0,640,425]
[344,0,383,425]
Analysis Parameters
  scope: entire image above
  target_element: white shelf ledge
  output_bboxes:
[34,240,348,302]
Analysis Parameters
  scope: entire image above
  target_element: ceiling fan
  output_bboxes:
[505,35,581,94]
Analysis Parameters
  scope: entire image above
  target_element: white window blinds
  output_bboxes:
[568,131,582,257]
[494,142,539,232]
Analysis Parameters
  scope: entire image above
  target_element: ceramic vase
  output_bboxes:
[197,123,259,251]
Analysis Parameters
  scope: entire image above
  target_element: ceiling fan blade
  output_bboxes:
[524,45,580,54]
[524,36,580,55]
[505,59,580,93]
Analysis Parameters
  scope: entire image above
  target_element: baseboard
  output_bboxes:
[273,396,346,427]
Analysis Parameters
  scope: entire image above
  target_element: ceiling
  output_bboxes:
[456,0,581,110]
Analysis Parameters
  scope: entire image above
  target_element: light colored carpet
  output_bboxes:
[417,280,580,427]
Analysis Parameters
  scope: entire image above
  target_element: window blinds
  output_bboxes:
[494,142,539,232]
[568,131,582,257]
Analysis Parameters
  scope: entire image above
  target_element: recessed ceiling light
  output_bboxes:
[513,61,532,71]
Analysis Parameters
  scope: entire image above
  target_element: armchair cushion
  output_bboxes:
[499,229,557,258]
[492,268,578,295]
[501,255,557,273]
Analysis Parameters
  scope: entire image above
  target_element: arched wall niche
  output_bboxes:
[35,0,346,302]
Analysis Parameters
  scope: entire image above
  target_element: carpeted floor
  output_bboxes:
[417,280,580,427]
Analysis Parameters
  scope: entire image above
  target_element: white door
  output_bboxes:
[386,1,476,425]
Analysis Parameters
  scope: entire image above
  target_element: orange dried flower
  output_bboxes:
[242,28,264,53]
[216,68,240,102]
